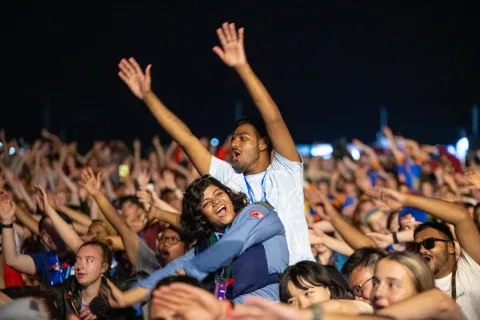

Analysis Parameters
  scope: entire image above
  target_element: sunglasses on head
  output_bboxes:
[409,237,450,253]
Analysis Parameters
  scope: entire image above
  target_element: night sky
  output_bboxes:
[3,1,480,150]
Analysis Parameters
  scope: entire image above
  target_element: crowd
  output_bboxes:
[0,22,479,320]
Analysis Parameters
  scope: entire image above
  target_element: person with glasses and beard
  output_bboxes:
[370,187,480,320]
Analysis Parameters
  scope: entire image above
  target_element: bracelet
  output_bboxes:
[1,223,13,228]
[309,305,323,320]
[392,232,399,244]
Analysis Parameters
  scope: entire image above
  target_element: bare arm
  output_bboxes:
[382,127,403,163]
[80,168,140,265]
[36,186,84,253]
[377,289,462,320]
[404,193,480,264]
[214,23,300,162]
[118,58,212,175]
[0,193,36,275]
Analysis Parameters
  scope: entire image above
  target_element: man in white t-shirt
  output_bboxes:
[373,188,480,320]
[117,22,314,264]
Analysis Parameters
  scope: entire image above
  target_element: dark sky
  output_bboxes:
[3,1,480,149]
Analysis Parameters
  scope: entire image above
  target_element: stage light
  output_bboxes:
[9,147,15,155]
[311,144,333,157]
[210,138,219,147]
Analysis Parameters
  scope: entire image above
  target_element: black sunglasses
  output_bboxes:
[409,237,450,253]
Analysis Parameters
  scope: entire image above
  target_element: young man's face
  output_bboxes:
[121,201,146,233]
[157,229,187,266]
[231,123,264,172]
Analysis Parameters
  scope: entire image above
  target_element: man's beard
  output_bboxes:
[233,148,260,172]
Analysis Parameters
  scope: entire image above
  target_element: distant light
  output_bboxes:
[311,144,333,157]
[351,148,360,161]
[9,147,15,155]
[456,137,469,163]
[322,154,332,160]
[210,138,219,147]
[446,145,456,156]
[0,142,2,148]
[296,145,311,157]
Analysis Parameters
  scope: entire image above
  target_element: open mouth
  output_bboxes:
[422,255,432,264]
[160,250,169,257]
[216,205,227,217]
[76,273,86,279]
[232,150,240,162]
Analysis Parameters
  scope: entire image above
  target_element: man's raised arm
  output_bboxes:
[213,22,301,163]
[118,58,212,175]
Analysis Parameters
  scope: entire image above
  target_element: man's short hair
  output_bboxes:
[152,275,201,292]
[38,212,73,232]
[234,117,272,154]
[117,195,145,210]
[341,247,388,277]
[414,222,454,242]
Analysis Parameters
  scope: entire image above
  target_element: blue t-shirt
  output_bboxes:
[29,251,74,286]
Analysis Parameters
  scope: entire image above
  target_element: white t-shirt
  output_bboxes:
[435,250,480,320]
[209,152,314,265]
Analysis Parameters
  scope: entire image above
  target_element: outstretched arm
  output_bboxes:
[213,23,300,162]
[118,58,212,175]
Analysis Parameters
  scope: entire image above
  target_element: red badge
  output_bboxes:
[249,210,265,219]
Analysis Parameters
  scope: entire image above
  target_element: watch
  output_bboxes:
[1,223,13,228]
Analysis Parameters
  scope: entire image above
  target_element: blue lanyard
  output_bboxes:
[244,172,267,203]
[214,225,230,242]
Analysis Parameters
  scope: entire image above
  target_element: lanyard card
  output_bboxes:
[214,280,228,300]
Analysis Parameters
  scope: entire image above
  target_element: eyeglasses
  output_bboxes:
[409,237,450,253]
[183,174,211,195]
[352,277,373,298]
[158,236,181,245]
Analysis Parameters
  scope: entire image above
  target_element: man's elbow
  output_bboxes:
[435,291,462,320]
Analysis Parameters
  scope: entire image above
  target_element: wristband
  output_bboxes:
[1,223,13,228]
[392,232,399,244]
[309,305,323,320]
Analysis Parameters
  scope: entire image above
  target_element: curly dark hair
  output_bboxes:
[181,175,249,238]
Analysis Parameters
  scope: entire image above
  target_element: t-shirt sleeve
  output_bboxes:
[135,239,161,274]
[269,151,303,183]
[28,252,47,277]
[209,156,237,185]
[182,204,284,280]
[459,249,480,274]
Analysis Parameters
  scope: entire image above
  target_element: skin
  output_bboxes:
[88,223,109,238]
[121,201,146,233]
[231,123,269,174]
[157,228,187,266]
[414,228,456,278]
[371,260,417,310]
[286,279,331,309]
[199,185,235,229]
[349,266,374,303]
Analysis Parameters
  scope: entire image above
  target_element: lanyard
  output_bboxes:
[451,264,457,301]
[244,172,267,203]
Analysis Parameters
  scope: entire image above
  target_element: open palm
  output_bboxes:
[369,187,405,212]
[213,22,247,68]
[118,58,152,100]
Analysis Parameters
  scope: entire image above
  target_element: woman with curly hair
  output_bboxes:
[109,174,289,307]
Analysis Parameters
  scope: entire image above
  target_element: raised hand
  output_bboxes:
[0,191,16,224]
[162,170,177,190]
[465,169,480,189]
[136,169,150,190]
[152,136,161,147]
[368,187,405,212]
[118,58,152,100]
[366,232,393,249]
[213,22,247,68]
[35,185,55,215]
[136,190,153,213]
[79,168,102,197]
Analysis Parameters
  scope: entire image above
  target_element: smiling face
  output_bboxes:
[200,185,235,228]
[231,123,266,173]
[371,259,417,310]
[414,228,455,277]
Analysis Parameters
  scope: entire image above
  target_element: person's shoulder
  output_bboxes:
[237,202,275,220]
